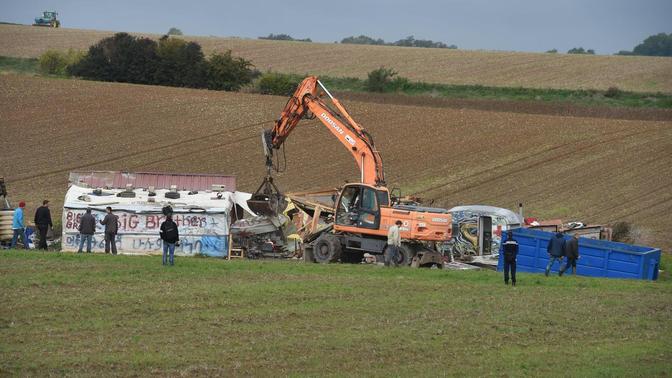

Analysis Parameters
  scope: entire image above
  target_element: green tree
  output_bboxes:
[567,47,595,55]
[546,49,558,53]
[38,49,84,75]
[154,36,207,87]
[366,67,397,92]
[206,50,256,91]
[257,73,299,95]
[259,33,311,42]
[167,27,183,36]
[341,35,386,45]
[68,33,159,84]
[632,33,672,56]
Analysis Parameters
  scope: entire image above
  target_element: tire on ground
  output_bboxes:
[396,244,416,266]
[312,234,342,264]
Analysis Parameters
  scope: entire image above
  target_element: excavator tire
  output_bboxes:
[313,234,341,264]
[396,244,416,266]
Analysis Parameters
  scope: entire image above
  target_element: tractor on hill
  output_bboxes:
[33,11,60,28]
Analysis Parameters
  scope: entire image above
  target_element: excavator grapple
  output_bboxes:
[247,176,287,217]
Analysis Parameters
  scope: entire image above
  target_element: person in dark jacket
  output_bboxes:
[160,214,179,266]
[502,229,519,286]
[560,234,580,276]
[34,200,53,250]
[100,207,119,255]
[77,208,96,253]
[545,231,566,276]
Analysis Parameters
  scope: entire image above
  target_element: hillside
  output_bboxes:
[1,24,671,93]
[1,75,671,252]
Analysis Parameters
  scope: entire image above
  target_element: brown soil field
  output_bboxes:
[1,24,672,93]
[1,75,671,252]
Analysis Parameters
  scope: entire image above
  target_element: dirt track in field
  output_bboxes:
[2,24,672,93]
[1,75,671,251]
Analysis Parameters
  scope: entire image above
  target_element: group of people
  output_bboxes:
[76,206,119,254]
[10,200,53,250]
[501,229,581,286]
[77,207,180,266]
[11,201,179,267]
[546,231,580,277]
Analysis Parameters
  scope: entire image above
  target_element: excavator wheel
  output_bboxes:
[312,234,341,264]
[395,244,416,266]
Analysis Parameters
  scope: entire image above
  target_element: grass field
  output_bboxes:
[1,251,670,376]
[1,24,671,93]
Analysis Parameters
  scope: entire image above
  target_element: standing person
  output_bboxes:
[10,201,26,249]
[159,214,179,266]
[77,208,96,253]
[502,229,519,286]
[560,234,580,276]
[34,200,53,250]
[100,207,118,255]
[545,231,566,277]
[385,220,403,267]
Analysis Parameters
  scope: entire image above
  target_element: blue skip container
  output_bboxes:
[497,228,661,280]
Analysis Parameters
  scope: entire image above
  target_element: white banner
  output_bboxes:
[62,208,229,256]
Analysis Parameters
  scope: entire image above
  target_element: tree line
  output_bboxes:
[47,33,260,91]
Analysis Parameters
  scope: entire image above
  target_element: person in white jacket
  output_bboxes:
[385,220,402,267]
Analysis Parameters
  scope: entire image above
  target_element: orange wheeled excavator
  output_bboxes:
[248,76,451,266]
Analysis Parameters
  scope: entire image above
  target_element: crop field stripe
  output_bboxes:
[415,127,629,195]
[7,118,275,184]
[421,128,648,197]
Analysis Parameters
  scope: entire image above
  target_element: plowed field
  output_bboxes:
[1,75,671,251]
[2,24,672,93]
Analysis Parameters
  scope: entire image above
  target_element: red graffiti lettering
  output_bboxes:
[129,215,139,229]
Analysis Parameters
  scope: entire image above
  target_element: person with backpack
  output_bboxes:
[502,229,519,286]
[545,231,566,276]
[159,213,179,266]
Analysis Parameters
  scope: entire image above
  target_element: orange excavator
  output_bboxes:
[248,76,451,265]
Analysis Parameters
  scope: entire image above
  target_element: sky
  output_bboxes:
[1,0,670,54]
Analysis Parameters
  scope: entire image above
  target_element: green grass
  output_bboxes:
[0,56,38,74]
[280,72,672,109]
[1,251,670,376]
[3,55,671,109]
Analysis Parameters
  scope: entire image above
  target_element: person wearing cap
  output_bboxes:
[502,229,519,286]
[77,208,96,253]
[10,201,26,249]
[34,200,53,250]
[385,220,403,267]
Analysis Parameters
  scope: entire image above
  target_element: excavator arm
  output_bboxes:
[266,76,385,186]
[248,76,385,216]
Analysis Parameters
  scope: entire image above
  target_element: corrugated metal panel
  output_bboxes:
[69,171,236,192]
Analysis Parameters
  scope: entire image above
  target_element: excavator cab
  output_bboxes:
[335,184,389,230]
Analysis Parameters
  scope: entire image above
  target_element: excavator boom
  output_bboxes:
[267,76,385,186]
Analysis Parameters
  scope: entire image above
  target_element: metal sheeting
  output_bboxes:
[69,171,236,192]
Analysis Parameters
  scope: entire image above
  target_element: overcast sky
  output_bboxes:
[2,0,670,54]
